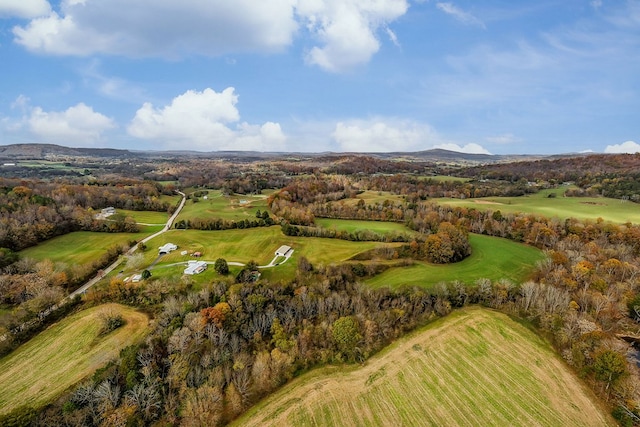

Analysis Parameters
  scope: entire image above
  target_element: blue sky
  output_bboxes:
[0,0,639,154]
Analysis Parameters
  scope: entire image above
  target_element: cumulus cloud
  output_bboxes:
[604,140,640,153]
[299,0,409,72]
[332,119,438,152]
[13,0,298,57]
[12,0,408,72]
[128,87,287,151]
[0,0,50,19]
[436,2,485,28]
[434,143,491,154]
[27,103,116,145]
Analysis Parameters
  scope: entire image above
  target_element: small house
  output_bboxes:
[184,260,207,275]
[159,243,178,254]
[101,207,116,216]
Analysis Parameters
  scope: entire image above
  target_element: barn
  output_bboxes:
[275,245,292,257]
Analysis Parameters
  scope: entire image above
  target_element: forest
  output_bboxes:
[1,152,640,426]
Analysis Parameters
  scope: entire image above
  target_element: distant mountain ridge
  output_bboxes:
[0,142,558,164]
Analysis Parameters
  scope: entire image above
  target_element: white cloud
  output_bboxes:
[128,87,287,151]
[28,103,116,145]
[604,140,640,153]
[12,0,408,72]
[434,143,491,154]
[436,2,485,28]
[299,0,409,72]
[0,0,50,19]
[13,0,298,57]
[332,119,437,152]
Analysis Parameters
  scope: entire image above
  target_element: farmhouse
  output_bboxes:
[159,243,178,254]
[184,260,207,275]
[101,207,116,216]
[275,245,292,257]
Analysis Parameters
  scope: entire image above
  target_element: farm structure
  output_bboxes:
[275,245,293,257]
[159,243,178,254]
[101,207,116,216]
[184,260,207,275]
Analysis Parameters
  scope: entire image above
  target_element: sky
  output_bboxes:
[0,0,639,155]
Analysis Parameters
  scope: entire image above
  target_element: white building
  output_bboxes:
[159,243,178,254]
[184,260,207,275]
[275,245,292,257]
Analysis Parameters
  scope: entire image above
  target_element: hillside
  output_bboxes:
[234,307,615,427]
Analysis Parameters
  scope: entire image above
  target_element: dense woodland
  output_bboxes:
[1,152,640,426]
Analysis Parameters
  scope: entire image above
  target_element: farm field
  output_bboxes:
[338,190,406,207]
[366,234,544,289]
[434,188,640,224]
[315,218,417,237]
[234,307,614,427]
[136,227,399,282]
[19,230,153,265]
[117,209,168,224]
[0,304,148,415]
[175,190,271,222]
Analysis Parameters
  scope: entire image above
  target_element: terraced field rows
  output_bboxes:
[0,304,149,414]
[235,308,614,427]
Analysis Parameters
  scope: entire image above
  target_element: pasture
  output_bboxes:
[315,218,417,237]
[366,234,544,289]
[117,209,168,225]
[176,190,271,222]
[234,307,614,427]
[0,304,148,415]
[137,227,400,282]
[434,188,640,224]
[20,230,152,265]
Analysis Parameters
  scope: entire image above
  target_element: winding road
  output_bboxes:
[68,191,186,299]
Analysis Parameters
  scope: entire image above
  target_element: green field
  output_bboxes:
[366,234,544,289]
[435,188,640,224]
[315,218,417,236]
[234,307,614,427]
[176,191,271,222]
[345,190,406,206]
[20,230,153,265]
[0,304,148,415]
[117,209,168,224]
[146,227,394,266]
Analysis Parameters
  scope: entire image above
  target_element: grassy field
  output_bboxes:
[117,209,168,224]
[176,191,271,222]
[0,304,148,415]
[20,230,153,265]
[315,218,417,236]
[366,234,544,289]
[339,190,406,207]
[133,227,399,283]
[435,188,640,223]
[234,307,614,427]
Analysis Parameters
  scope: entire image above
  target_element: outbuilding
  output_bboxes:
[159,243,178,254]
[275,245,292,257]
[184,260,207,275]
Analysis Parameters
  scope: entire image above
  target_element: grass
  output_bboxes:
[434,188,640,224]
[365,234,545,289]
[132,227,400,283]
[315,218,417,236]
[176,190,271,222]
[117,209,168,224]
[233,307,615,427]
[20,230,153,265]
[0,303,148,415]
